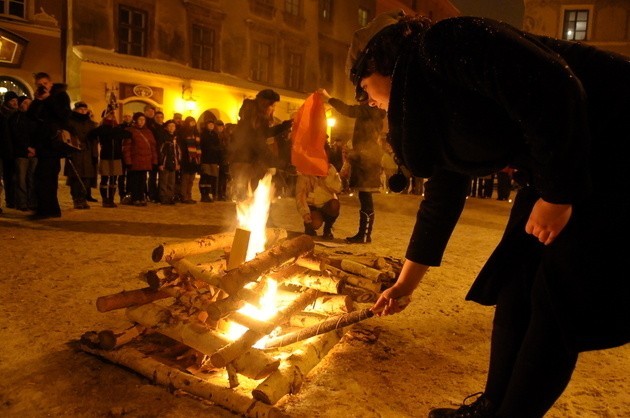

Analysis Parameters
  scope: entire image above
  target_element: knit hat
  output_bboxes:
[3,91,19,103]
[215,120,224,126]
[132,111,145,121]
[346,10,405,100]
[256,89,280,102]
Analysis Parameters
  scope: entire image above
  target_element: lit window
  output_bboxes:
[358,8,369,26]
[563,10,589,41]
[285,51,303,90]
[118,5,147,56]
[319,0,332,22]
[1,0,25,18]
[192,25,215,71]
[251,41,271,82]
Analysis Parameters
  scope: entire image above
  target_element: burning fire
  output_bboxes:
[236,172,274,261]
[227,171,280,344]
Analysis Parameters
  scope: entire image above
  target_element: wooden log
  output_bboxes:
[209,289,320,368]
[266,263,308,281]
[252,330,343,405]
[289,312,328,328]
[143,266,179,289]
[324,265,381,293]
[96,287,170,313]
[264,309,374,349]
[213,234,315,297]
[152,228,288,263]
[294,252,326,271]
[171,258,224,289]
[227,312,277,335]
[126,303,279,380]
[202,280,267,321]
[283,270,345,294]
[97,324,146,350]
[79,343,288,418]
[303,294,354,315]
[338,259,387,281]
[227,228,250,270]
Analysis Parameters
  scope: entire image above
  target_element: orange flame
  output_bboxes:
[226,171,279,343]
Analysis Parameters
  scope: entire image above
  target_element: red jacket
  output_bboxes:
[123,126,157,170]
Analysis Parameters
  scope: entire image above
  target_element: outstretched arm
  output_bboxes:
[371,259,428,316]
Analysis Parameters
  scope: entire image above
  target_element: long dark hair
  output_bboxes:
[363,15,432,79]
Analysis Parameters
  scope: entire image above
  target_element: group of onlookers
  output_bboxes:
[0,72,236,218]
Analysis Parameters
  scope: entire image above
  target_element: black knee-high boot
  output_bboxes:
[345,211,374,243]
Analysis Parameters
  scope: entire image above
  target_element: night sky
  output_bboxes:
[450,0,524,28]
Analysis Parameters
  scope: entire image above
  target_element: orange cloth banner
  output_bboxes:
[290,92,329,176]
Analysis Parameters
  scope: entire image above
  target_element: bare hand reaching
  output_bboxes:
[525,198,572,245]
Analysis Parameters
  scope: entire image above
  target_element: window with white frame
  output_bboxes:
[563,9,589,41]
[251,41,272,83]
[118,5,148,56]
[192,25,215,71]
[285,51,303,90]
[0,0,25,18]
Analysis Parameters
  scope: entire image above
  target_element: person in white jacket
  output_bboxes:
[295,163,342,240]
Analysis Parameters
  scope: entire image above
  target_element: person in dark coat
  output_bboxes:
[64,101,98,209]
[157,120,181,205]
[92,111,131,207]
[229,89,293,200]
[198,119,220,202]
[27,72,72,219]
[177,116,201,204]
[10,96,37,211]
[318,88,385,244]
[354,11,630,418]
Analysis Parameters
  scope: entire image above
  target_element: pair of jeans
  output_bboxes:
[14,157,38,209]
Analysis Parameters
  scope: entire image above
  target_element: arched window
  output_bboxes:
[0,76,30,101]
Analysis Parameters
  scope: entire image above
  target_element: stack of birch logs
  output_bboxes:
[79,229,401,418]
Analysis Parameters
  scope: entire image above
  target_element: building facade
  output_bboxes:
[523,0,630,56]
[2,0,460,133]
[0,0,64,99]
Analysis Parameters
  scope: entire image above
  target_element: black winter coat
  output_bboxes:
[93,124,130,161]
[27,83,72,158]
[389,17,630,352]
[9,110,35,158]
[200,129,223,165]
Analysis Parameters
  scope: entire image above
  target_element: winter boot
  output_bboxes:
[428,393,496,418]
[74,199,90,209]
[104,186,118,208]
[304,223,317,236]
[322,222,334,240]
[345,211,374,243]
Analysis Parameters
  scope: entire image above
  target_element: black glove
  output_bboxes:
[281,119,293,130]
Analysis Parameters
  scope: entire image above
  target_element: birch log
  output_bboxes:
[303,294,354,315]
[325,265,381,293]
[210,234,315,297]
[263,309,373,349]
[252,330,343,405]
[79,344,288,418]
[151,228,287,263]
[96,287,170,312]
[209,289,320,368]
[126,303,279,380]
[97,324,146,350]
